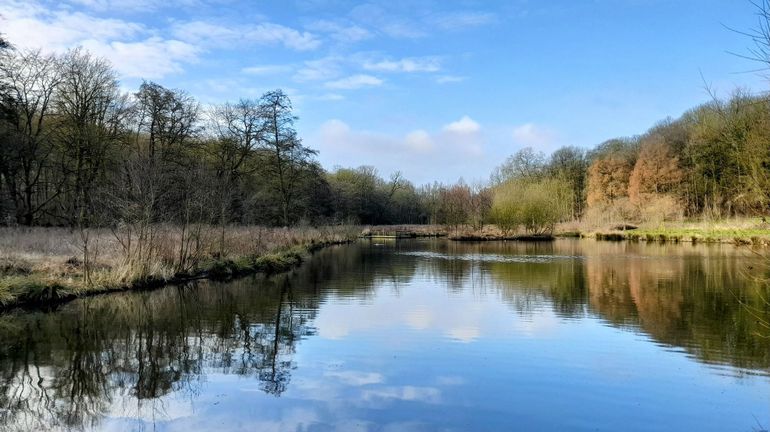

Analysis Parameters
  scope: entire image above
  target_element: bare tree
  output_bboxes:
[731,0,770,73]
[258,90,317,226]
[208,99,264,253]
[0,50,63,225]
[132,81,199,163]
[491,147,546,184]
[387,171,405,199]
[468,182,492,230]
[56,48,128,226]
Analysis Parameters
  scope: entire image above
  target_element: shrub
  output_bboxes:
[638,194,683,224]
[490,178,573,235]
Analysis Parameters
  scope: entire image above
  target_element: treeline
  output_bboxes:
[0,45,512,228]
[0,47,316,227]
[2,43,769,231]
[322,88,770,232]
[484,91,770,231]
[585,91,770,221]
[0,46,439,228]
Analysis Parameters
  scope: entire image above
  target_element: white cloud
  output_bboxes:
[436,75,466,84]
[325,74,383,90]
[379,22,427,39]
[316,93,345,101]
[82,38,200,79]
[0,2,143,51]
[405,130,434,153]
[512,123,557,147]
[247,23,321,51]
[241,64,292,75]
[307,20,372,43]
[443,116,481,134]
[347,4,494,39]
[313,118,487,183]
[319,119,351,138]
[294,56,342,82]
[172,20,321,51]
[68,0,190,12]
[363,57,441,73]
[349,4,427,39]
[318,118,482,158]
[428,11,497,30]
[0,0,198,79]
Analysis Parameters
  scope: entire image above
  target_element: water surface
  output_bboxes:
[1,239,769,431]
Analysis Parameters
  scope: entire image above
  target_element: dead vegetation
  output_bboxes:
[0,225,358,308]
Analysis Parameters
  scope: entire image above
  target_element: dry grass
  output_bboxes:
[0,225,359,308]
[424,218,770,244]
[361,224,448,237]
[360,224,542,240]
[565,217,770,244]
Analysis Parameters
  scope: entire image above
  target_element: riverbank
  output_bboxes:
[0,226,359,310]
[360,219,770,245]
[4,219,768,310]
[577,219,770,245]
[360,225,447,239]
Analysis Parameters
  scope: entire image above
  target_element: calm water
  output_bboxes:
[1,239,769,431]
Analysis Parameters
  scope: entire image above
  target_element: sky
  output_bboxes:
[0,0,766,184]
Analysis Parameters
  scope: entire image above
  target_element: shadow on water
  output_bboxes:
[0,240,768,430]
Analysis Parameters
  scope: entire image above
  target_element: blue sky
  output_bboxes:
[1,0,765,184]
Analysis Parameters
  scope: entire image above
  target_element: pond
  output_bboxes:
[0,239,769,431]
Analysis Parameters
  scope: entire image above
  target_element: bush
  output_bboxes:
[639,194,683,224]
[490,178,573,235]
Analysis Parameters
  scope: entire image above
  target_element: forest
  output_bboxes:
[1,37,770,235]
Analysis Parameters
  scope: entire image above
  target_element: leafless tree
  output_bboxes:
[56,48,128,226]
[0,50,63,225]
[730,0,770,74]
[491,147,547,184]
[131,81,199,163]
[209,99,264,253]
[259,90,317,226]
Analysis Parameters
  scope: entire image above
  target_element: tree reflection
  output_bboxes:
[0,242,398,430]
[481,240,770,370]
[0,272,332,428]
[0,240,768,430]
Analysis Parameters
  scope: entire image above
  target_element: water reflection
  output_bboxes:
[0,277,315,430]
[0,239,768,431]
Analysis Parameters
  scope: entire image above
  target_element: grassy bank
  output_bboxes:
[363,219,770,245]
[361,225,448,238]
[568,218,770,245]
[0,225,359,309]
[359,225,554,241]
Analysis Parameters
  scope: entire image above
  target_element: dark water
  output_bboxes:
[1,239,769,431]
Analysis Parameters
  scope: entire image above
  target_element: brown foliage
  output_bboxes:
[586,155,633,207]
[628,137,683,205]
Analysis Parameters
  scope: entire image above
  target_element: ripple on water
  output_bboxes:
[397,251,583,263]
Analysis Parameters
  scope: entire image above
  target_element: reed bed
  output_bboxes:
[0,225,359,308]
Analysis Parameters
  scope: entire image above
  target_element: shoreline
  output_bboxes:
[0,239,353,312]
[359,222,770,245]
[588,230,770,245]
[4,221,769,311]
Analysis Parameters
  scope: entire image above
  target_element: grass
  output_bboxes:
[401,218,770,244]
[569,218,770,244]
[0,225,359,309]
[361,225,448,238]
